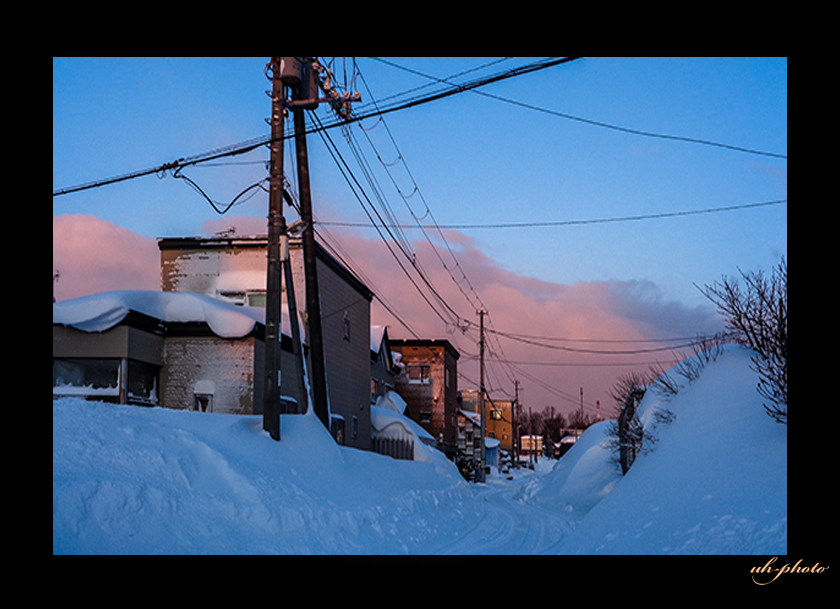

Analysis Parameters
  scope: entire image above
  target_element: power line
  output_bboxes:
[485,326,699,355]
[53,57,581,198]
[310,111,464,330]
[353,61,490,323]
[370,57,788,160]
[317,199,787,230]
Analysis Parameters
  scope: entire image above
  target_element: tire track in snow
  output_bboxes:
[434,479,573,555]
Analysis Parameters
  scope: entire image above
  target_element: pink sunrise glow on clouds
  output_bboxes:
[53,213,721,417]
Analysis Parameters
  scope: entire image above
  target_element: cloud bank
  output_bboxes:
[53,213,722,418]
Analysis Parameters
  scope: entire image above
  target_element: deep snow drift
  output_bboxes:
[53,345,786,554]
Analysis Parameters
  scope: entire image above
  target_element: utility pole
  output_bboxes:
[293,105,329,430]
[279,57,360,435]
[263,57,288,441]
[513,379,520,469]
[477,308,487,483]
[578,386,584,438]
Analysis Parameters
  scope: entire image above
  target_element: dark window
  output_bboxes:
[53,358,120,397]
[127,360,159,405]
[407,364,431,384]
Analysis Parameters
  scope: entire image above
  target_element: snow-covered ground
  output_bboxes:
[53,345,786,554]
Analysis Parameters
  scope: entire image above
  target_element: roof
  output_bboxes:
[53,290,293,340]
[391,338,460,360]
[370,325,387,354]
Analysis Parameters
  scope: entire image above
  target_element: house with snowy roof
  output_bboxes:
[53,290,303,416]
[157,234,374,450]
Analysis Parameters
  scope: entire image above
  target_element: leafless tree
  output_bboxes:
[698,258,787,424]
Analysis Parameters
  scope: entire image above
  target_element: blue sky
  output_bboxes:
[53,57,786,305]
[53,57,787,415]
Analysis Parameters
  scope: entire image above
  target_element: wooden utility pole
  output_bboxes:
[262,57,360,440]
[513,379,520,469]
[293,106,330,430]
[263,57,287,441]
[477,308,487,482]
[281,225,308,415]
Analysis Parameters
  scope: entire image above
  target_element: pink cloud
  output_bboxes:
[308,226,721,419]
[53,214,159,301]
[53,213,720,420]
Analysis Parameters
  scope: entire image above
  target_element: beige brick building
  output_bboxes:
[157,235,373,450]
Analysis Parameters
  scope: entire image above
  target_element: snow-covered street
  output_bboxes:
[439,477,572,555]
[53,346,786,555]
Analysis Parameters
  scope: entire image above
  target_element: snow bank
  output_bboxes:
[555,346,787,554]
[520,421,621,517]
[53,399,470,554]
[53,290,293,339]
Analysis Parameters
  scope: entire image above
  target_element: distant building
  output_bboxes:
[520,435,543,457]
[460,390,514,452]
[157,234,373,450]
[370,325,402,404]
[456,407,481,462]
[391,339,460,458]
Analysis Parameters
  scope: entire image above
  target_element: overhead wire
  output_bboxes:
[283,138,425,341]
[353,62,488,326]
[170,167,268,215]
[352,60,526,398]
[317,199,787,230]
[54,57,581,198]
[369,56,787,160]
[310,110,463,330]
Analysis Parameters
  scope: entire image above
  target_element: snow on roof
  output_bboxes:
[53,290,291,339]
[459,409,481,425]
[370,325,386,353]
[375,390,407,415]
[371,404,435,443]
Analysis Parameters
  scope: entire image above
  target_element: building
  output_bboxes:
[391,339,459,458]
[370,325,402,405]
[157,234,374,450]
[460,390,514,452]
[520,435,543,457]
[456,407,481,462]
[53,290,303,414]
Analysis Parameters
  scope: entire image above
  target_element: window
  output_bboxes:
[127,360,160,406]
[247,291,266,308]
[371,378,385,403]
[217,289,266,308]
[407,364,431,384]
[54,358,160,406]
[352,416,359,440]
[419,411,432,424]
[343,312,351,341]
[193,394,213,412]
[53,358,120,398]
[491,409,503,420]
